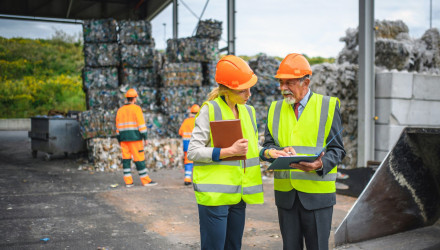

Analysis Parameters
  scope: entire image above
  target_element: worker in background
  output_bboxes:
[116,88,157,187]
[188,55,287,250]
[178,104,200,185]
[260,53,345,250]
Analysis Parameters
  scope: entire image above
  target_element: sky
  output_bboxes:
[0,0,438,58]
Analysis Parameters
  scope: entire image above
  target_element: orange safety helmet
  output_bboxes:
[190,104,200,113]
[275,53,312,79]
[125,88,138,98]
[215,55,258,90]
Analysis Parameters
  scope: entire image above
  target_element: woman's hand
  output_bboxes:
[220,138,248,159]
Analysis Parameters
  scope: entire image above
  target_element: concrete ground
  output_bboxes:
[0,131,359,249]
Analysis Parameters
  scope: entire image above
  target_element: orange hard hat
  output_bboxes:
[215,55,258,90]
[190,104,200,113]
[125,88,138,98]
[275,53,312,79]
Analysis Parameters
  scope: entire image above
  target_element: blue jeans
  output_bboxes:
[198,200,246,250]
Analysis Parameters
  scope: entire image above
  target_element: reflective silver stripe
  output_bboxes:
[118,122,137,126]
[291,172,337,181]
[138,124,146,129]
[195,161,241,167]
[183,138,191,141]
[139,129,147,133]
[119,127,139,131]
[272,100,283,146]
[194,183,241,193]
[243,184,263,195]
[316,96,330,149]
[138,169,148,175]
[274,171,337,181]
[245,105,257,134]
[274,171,291,179]
[124,173,132,177]
[123,169,131,173]
[209,101,222,121]
[245,157,259,168]
[183,132,192,135]
[294,146,321,155]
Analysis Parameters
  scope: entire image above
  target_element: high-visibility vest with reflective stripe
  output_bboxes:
[179,117,196,164]
[116,103,147,141]
[193,97,263,206]
[267,93,339,194]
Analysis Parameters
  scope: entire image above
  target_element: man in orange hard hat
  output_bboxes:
[260,53,345,250]
[178,104,200,185]
[116,88,157,187]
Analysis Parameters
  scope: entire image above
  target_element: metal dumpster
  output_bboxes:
[28,116,86,160]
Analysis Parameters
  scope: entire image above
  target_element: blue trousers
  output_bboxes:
[198,200,246,250]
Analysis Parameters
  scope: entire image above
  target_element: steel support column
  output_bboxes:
[357,0,375,167]
[172,0,178,39]
[227,0,235,55]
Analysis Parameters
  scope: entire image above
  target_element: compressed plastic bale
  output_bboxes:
[79,110,117,139]
[83,67,119,90]
[144,138,184,169]
[137,86,159,112]
[248,54,281,86]
[202,61,217,86]
[163,113,188,138]
[162,62,203,87]
[143,111,168,139]
[195,19,223,41]
[120,44,156,68]
[310,62,359,168]
[118,20,154,45]
[166,37,219,63]
[86,137,121,172]
[120,67,157,87]
[159,86,212,114]
[87,89,124,111]
[337,19,440,74]
[83,19,118,43]
[84,43,120,67]
[375,38,411,71]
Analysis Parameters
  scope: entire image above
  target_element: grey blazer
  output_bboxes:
[261,91,346,210]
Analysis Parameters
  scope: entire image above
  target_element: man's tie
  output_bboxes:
[294,102,300,120]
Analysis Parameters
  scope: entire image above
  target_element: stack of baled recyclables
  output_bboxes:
[79,19,181,171]
[78,19,223,172]
[160,19,222,138]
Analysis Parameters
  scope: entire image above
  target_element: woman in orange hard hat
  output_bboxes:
[115,88,157,187]
[187,55,288,249]
[178,104,200,185]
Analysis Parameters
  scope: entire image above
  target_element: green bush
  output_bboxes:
[0,36,85,118]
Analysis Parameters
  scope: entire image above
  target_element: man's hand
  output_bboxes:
[283,147,297,156]
[290,152,324,172]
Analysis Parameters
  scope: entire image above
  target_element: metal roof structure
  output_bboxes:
[0,0,172,22]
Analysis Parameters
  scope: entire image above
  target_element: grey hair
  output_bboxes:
[299,75,310,86]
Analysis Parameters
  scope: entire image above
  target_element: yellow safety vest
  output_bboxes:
[193,97,264,206]
[267,93,339,193]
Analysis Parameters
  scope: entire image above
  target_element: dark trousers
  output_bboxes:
[277,194,333,250]
[198,200,246,250]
